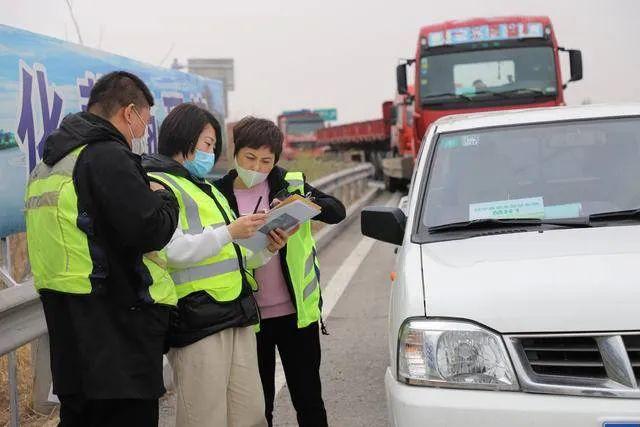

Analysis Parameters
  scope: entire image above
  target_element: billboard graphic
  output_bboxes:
[0,24,225,236]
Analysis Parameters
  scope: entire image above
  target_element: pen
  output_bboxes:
[252,196,263,214]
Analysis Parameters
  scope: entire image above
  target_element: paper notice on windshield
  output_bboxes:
[544,203,582,219]
[469,197,545,220]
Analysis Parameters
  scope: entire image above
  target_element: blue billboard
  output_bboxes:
[0,24,225,237]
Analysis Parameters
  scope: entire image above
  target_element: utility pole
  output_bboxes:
[64,0,84,46]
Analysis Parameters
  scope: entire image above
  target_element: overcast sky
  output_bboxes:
[2,0,639,123]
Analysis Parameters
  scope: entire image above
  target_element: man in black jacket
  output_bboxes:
[31,71,179,426]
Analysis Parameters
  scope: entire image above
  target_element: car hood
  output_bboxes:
[421,226,640,333]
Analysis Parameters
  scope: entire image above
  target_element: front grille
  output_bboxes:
[623,334,640,380]
[521,336,606,378]
[506,333,640,399]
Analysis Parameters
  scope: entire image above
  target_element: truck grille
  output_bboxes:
[506,333,640,399]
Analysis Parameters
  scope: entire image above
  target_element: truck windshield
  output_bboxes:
[420,46,557,105]
[420,117,640,233]
[286,121,325,135]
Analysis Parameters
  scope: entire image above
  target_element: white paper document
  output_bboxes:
[236,195,321,253]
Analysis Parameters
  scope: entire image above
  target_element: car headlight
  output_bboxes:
[398,319,519,391]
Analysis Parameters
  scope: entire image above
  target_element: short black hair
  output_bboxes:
[158,103,222,161]
[233,117,283,162]
[87,71,154,118]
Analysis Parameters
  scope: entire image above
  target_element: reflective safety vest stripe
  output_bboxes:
[148,172,252,301]
[145,251,178,306]
[25,146,177,306]
[284,171,321,328]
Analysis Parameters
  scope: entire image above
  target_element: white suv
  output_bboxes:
[362,104,640,426]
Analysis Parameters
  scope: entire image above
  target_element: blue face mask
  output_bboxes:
[184,149,215,178]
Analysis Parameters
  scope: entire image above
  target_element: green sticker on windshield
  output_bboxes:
[440,135,479,149]
[469,197,545,220]
[440,136,460,149]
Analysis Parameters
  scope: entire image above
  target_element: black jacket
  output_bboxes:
[214,166,346,321]
[142,153,260,348]
[38,112,179,399]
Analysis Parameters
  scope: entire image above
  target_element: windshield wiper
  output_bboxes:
[499,88,554,97]
[423,92,473,102]
[588,208,640,222]
[472,88,554,100]
[472,90,512,99]
[428,217,591,233]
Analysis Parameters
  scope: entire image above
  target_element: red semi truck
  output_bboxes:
[277,110,326,160]
[317,16,583,190]
[315,102,392,179]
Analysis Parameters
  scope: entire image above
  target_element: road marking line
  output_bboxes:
[273,192,401,395]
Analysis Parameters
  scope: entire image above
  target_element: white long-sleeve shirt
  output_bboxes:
[165,220,273,270]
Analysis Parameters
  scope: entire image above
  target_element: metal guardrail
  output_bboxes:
[0,283,44,356]
[0,162,376,426]
[312,163,373,195]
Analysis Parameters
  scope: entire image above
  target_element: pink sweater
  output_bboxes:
[234,180,296,319]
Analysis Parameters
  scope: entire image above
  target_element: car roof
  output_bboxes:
[433,103,640,134]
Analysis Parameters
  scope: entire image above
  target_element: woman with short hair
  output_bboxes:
[216,116,346,427]
[142,104,292,427]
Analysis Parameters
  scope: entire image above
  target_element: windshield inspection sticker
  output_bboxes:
[469,197,545,220]
[440,135,479,150]
[462,135,479,147]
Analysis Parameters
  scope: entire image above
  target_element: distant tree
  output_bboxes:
[581,98,593,105]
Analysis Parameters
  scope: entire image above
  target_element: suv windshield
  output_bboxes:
[420,117,640,233]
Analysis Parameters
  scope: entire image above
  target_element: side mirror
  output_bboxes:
[396,63,408,96]
[569,49,583,83]
[361,207,406,246]
[559,48,583,88]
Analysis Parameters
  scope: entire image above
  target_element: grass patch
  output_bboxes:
[0,345,56,426]
[279,153,355,182]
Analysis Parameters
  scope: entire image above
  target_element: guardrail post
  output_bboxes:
[2,237,20,426]
[347,181,355,205]
[32,334,55,414]
[1,237,18,288]
[337,176,343,198]
[9,350,19,427]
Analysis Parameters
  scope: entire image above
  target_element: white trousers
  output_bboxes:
[168,326,267,427]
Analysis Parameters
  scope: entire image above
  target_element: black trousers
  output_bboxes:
[256,314,328,427]
[58,395,159,427]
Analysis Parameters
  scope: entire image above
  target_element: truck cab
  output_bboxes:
[277,110,325,160]
[385,16,583,189]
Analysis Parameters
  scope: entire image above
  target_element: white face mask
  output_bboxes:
[128,106,149,154]
[235,159,269,188]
